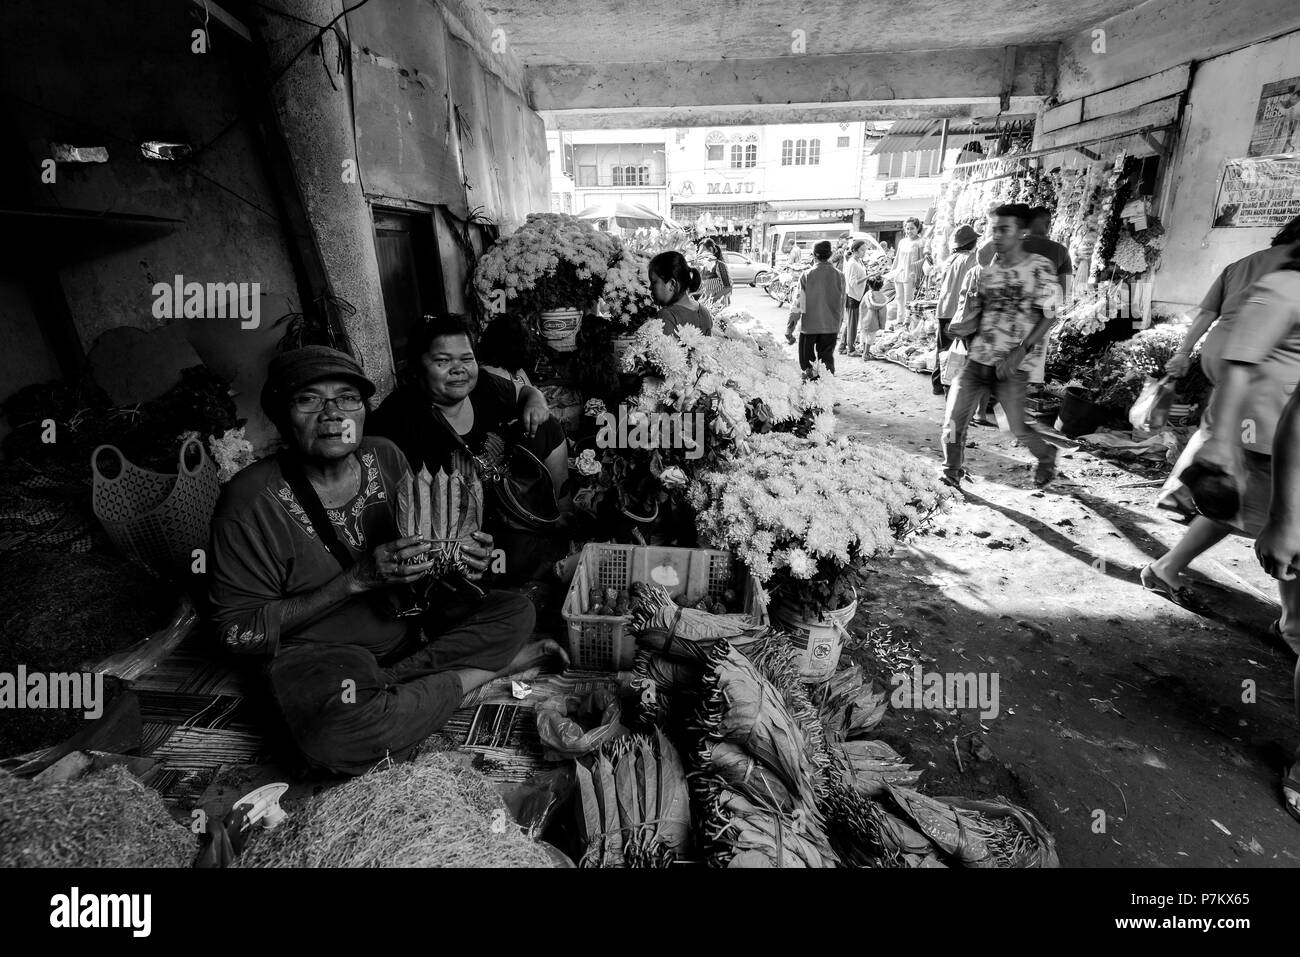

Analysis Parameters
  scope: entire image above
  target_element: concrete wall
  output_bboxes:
[0,0,302,451]
[1057,0,1300,104]
[1155,29,1300,309]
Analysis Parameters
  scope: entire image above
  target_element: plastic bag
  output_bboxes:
[505,764,577,842]
[940,341,967,387]
[536,689,627,759]
[1128,375,1177,432]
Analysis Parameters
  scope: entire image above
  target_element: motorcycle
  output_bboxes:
[761,262,809,305]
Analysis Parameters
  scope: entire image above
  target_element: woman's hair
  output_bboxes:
[1272,213,1300,247]
[866,276,884,291]
[648,251,701,298]
[476,312,533,374]
[850,239,867,255]
[407,313,477,369]
[904,217,923,232]
[700,238,721,258]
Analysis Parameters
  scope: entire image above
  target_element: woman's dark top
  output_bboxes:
[368,372,519,476]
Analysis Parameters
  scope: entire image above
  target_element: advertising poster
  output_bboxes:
[1248,76,1300,156]
[1212,155,1300,227]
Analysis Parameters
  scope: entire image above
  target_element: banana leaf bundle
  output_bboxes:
[575,730,691,868]
[628,583,767,663]
[700,642,821,821]
[832,739,923,797]
[693,765,838,868]
[816,767,896,867]
[884,785,997,868]
[740,633,829,764]
[395,460,483,575]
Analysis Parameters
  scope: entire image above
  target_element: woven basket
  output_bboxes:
[92,437,221,577]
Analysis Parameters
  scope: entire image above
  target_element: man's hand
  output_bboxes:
[995,345,1026,381]
[1256,515,1300,581]
[785,332,796,345]
[460,531,495,581]
[350,536,434,593]
[520,394,549,439]
[1166,352,1192,379]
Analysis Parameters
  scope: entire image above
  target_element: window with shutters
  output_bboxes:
[730,145,744,168]
[744,144,757,167]
[707,144,724,162]
[903,152,917,178]
[795,139,807,165]
[837,136,850,148]
[781,139,794,165]
[808,139,821,165]
[918,150,932,177]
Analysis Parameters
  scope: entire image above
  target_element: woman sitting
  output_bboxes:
[367,315,571,583]
[207,345,562,777]
[649,251,713,336]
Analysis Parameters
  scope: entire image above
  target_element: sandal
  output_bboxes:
[1283,765,1300,824]
[1139,564,1193,605]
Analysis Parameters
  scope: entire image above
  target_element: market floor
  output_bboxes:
[734,284,1300,867]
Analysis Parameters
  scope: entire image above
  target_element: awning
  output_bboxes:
[861,197,934,224]
[874,115,1039,155]
[873,120,941,155]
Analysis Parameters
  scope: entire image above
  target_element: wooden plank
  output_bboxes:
[1042,99,1084,134]
[1082,64,1191,122]
[1036,95,1182,152]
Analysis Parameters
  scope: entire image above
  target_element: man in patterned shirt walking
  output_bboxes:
[939,204,1060,489]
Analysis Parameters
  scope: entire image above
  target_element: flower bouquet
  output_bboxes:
[690,434,951,620]
[473,213,621,323]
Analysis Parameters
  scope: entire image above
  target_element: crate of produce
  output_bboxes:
[561,543,768,671]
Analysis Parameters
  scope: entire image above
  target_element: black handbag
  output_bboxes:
[439,418,560,534]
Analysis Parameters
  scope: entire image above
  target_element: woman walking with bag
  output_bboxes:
[697,239,733,306]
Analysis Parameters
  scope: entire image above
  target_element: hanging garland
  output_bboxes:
[1089,156,1144,286]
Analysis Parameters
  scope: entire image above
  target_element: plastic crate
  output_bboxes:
[561,543,768,671]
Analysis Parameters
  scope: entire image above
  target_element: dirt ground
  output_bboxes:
[732,284,1300,867]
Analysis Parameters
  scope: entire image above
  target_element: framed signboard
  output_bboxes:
[1213,155,1300,228]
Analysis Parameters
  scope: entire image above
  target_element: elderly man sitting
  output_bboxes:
[207,345,565,776]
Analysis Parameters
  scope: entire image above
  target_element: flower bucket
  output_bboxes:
[610,334,638,360]
[539,309,581,352]
[1055,386,1107,438]
[773,591,858,683]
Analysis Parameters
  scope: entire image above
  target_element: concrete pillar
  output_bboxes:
[254,0,394,395]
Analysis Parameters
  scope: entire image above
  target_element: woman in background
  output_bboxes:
[840,239,869,356]
[649,251,713,336]
[889,217,925,328]
[697,239,733,306]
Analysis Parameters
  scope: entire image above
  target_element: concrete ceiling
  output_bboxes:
[480,0,1144,65]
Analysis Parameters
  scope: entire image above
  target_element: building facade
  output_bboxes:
[547,129,672,218]
[667,123,867,259]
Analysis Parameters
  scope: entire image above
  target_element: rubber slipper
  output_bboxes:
[1139,564,1193,605]
[1283,766,1300,824]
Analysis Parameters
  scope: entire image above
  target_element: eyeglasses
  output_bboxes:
[291,394,364,414]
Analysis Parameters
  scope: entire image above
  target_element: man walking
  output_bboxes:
[786,240,846,375]
[940,204,1059,488]
[1021,206,1074,390]
[932,224,980,395]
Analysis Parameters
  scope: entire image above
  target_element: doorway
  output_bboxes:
[372,208,446,376]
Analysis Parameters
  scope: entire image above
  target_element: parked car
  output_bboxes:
[721,251,764,286]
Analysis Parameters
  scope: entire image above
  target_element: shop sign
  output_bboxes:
[707,181,756,195]
[772,208,857,222]
[1213,155,1300,228]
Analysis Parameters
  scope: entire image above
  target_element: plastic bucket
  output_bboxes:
[773,594,857,683]
[539,309,581,352]
[610,334,637,360]
[1055,386,1107,438]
